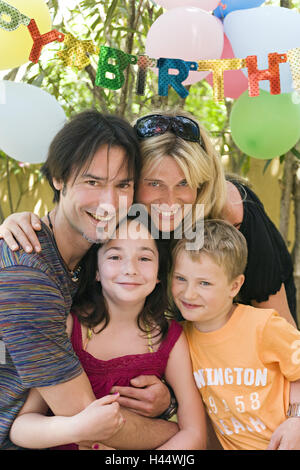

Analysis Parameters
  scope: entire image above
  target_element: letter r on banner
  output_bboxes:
[157,58,192,99]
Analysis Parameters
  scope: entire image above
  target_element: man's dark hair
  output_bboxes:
[41,109,141,202]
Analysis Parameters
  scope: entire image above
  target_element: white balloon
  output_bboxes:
[224,6,300,93]
[0,80,66,163]
[146,8,224,85]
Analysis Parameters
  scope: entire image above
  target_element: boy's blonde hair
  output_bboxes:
[172,219,248,281]
[134,109,227,224]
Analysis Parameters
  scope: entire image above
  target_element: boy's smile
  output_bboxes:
[171,250,244,332]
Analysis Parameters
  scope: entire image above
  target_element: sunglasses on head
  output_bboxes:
[134,114,204,147]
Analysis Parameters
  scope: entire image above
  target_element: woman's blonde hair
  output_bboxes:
[134,108,227,225]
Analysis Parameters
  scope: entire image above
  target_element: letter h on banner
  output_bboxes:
[246,52,287,97]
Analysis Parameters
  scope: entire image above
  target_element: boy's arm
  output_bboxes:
[268,379,300,449]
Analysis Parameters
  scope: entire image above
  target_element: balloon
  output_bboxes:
[214,0,265,20]
[224,6,300,94]
[0,0,51,70]
[157,0,220,11]
[206,34,248,99]
[146,7,224,85]
[230,90,300,159]
[0,80,66,164]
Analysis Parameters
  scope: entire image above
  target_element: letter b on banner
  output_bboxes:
[96,46,137,90]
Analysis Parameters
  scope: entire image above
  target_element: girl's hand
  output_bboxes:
[72,394,125,444]
[0,212,41,253]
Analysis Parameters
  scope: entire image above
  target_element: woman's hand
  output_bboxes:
[0,212,42,253]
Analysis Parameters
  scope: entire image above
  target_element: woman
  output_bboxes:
[0,109,297,326]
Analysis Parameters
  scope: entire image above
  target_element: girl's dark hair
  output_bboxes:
[72,214,171,342]
[41,109,141,202]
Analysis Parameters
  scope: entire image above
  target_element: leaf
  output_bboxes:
[263,159,272,174]
[290,147,300,160]
[104,0,119,30]
[279,154,286,164]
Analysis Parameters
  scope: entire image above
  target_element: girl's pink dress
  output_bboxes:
[52,314,182,450]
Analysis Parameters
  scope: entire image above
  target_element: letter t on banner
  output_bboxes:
[198,58,246,102]
[246,53,287,97]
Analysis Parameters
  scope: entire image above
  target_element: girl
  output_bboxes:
[9,215,206,450]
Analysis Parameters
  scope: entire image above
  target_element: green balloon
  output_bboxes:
[230,90,300,159]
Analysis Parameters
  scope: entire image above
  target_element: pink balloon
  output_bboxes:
[146,8,224,85]
[157,0,220,11]
[206,34,248,99]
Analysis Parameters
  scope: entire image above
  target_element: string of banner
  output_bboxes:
[1,0,300,103]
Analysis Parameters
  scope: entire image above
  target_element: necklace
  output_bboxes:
[84,323,154,353]
[47,212,82,283]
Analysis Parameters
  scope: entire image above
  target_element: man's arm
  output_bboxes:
[101,408,178,450]
[38,377,178,450]
[10,387,125,448]
[111,375,172,417]
[10,378,178,450]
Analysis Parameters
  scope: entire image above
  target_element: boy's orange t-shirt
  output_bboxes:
[183,304,300,450]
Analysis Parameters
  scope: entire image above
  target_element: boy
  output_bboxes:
[171,219,300,450]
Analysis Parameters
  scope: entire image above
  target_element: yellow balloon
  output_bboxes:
[0,0,52,70]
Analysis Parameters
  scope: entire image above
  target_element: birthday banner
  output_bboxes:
[1,0,300,103]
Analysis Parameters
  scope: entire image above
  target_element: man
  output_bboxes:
[0,110,177,449]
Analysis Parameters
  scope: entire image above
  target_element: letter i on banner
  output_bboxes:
[246,52,287,97]
[136,55,157,95]
[96,46,137,90]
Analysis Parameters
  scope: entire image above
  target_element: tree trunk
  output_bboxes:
[279,152,295,243]
[280,0,290,7]
[118,0,136,117]
[279,0,300,321]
